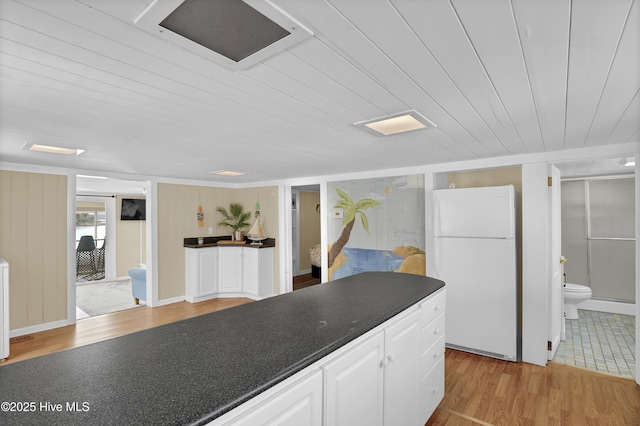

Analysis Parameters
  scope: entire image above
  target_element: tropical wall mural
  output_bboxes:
[327,174,426,280]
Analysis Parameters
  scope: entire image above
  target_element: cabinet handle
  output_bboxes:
[387,354,396,364]
[379,358,389,368]
[434,351,441,359]
[434,304,441,312]
[433,328,440,335]
[432,387,439,394]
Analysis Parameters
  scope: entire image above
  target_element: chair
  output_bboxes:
[309,244,321,278]
[96,239,106,274]
[128,267,147,305]
[76,235,96,278]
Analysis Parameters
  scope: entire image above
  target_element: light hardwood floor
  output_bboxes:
[3,301,639,425]
[427,348,640,425]
[2,298,252,365]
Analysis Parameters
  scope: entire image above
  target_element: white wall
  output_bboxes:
[636,153,639,385]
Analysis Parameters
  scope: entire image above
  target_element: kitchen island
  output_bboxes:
[0,272,445,426]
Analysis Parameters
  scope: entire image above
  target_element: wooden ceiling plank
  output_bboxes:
[276,0,489,159]
[391,0,528,156]
[564,0,634,149]
[512,0,571,152]
[287,40,407,117]
[451,0,545,153]
[585,0,640,146]
[330,0,510,157]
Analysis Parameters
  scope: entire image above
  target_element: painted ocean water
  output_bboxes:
[332,247,406,280]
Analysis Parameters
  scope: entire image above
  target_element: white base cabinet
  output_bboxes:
[419,289,446,421]
[384,309,421,426]
[208,288,445,426]
[186,246,274,302]
[217,246,274,298]
[227,370,323,426]
[217,247,243,293]
[242,246,274,297]
[185,247,218,303]
[324,332,385,426]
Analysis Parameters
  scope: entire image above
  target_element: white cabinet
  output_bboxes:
[323,288,446,426]
[384,310,421,426]
[208,288,445,426]
[185,247,218,302]
[187,246,274,302]
[418,289,446,423]
[242,247,274,297]
[324,333,385,426]
[218,247,274,298]
[221,370,323,426]
[218,246,243,293]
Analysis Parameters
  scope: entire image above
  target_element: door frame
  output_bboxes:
[547,165,562,360]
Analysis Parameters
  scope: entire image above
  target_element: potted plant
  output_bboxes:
[216,203,252,241]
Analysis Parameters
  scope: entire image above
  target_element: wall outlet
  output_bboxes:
[208,227,214,235]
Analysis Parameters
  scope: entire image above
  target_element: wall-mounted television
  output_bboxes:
[121,198,146,221]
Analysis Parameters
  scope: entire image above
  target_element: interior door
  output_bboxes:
[548,166,563,360]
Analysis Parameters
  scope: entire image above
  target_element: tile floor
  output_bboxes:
[553,309,636,378]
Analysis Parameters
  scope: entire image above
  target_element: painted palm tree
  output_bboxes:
[328,188,380,268]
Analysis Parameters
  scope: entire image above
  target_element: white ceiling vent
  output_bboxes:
[135,0,313,70]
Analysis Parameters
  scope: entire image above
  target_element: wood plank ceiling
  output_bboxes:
[0,0,638,183]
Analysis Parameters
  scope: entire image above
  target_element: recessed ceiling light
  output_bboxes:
[209,170,246,177]
[22,142,85,156]
[77,175,108,179]
[354,110,436,136]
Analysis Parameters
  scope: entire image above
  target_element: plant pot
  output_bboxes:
[233,230,243,241]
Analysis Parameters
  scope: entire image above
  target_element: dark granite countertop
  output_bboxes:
[0,272,444,426]
[184,236,275,249]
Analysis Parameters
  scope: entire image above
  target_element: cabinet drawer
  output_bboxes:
[420,334,445,380]
[420,289,445,327]
[420,312,445,354]
[419,356,445,424]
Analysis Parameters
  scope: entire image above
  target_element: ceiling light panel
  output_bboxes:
[22,143,85,156]
[135,0,313,70]
[209,170,246,177]
[354,110,437,136]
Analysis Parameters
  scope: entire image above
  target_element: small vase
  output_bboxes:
[233,230,243,241]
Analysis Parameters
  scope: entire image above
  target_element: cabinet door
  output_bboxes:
[242,248,259,296]
[229,370,322,426]
[197,248,217,295]
[384,309,420,426]
[218,247,243,292]
[324,332,385,426]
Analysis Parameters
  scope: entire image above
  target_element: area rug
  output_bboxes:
[76,279,143,318]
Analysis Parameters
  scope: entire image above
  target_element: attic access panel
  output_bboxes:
[135,0,313,70]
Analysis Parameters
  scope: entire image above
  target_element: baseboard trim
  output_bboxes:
[157,296,187,306]
[579,299,636,316]
[9,319,70,338]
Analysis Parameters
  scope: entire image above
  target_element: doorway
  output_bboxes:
[552,173,636,378]
[74,195,138,319]
[75,198,107,282]
[74,176,150,319]
[291,185,321,291]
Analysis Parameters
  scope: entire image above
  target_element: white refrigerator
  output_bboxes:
[433,185,519,361]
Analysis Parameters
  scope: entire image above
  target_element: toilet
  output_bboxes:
[564,283,592,320]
